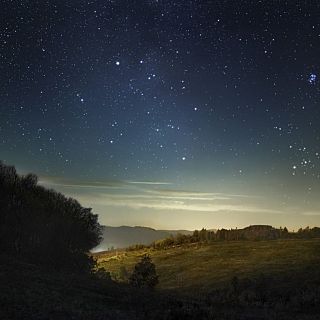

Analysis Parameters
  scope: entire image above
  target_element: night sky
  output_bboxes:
[1,1,320,230]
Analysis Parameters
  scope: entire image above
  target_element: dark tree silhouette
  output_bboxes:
[129,254,159,288]
[0,161,102,273]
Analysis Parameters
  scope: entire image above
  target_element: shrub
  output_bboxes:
[129,254,159,288]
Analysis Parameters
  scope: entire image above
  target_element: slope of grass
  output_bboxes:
[95,239,320,292]
[2,239,320,320]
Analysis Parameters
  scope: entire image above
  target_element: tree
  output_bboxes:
[129,254,159,288]
[0,161,102,273]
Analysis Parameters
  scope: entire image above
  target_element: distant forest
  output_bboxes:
[127,225,320,251]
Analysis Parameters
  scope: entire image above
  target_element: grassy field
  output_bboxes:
[95,239,320,292]
[2,240,320,319]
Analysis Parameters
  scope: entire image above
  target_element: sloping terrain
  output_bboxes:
[96,239,320,292]
[2,240,320,320]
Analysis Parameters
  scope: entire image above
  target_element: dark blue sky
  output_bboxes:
[1,1,320,229]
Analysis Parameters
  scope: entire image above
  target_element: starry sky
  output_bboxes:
[1,1,320,230]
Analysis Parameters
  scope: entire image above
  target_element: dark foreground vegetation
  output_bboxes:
[1,252,320,320]
[1,161,320,319]
[0,161,101,272]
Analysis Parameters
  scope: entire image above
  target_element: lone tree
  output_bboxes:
[129,254,159,288]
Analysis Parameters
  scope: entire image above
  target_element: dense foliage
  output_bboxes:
[0,161,102,272]
[129,254,159,288]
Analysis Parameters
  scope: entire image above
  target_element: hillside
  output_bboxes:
[3,240,320,320]
[93,226,192,251]
[95,238,320,292]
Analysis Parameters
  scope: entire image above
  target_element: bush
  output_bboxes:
[129,254,159,288]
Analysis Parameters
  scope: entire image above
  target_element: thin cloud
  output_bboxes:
[302,211,320,216]
[85,193,231,201]
[144,188,254,199]
[76,192,282,215]
[126,181,172,185]
[39,176,172,189]
[39,177,130,189]
[39,175,278,216]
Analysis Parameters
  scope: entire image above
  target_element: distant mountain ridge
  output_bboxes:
[93,226,193,252]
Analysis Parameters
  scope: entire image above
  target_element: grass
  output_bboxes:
[2,239,320,319]
[95,238,320,292]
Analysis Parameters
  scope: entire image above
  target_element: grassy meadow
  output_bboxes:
[2,238,320,319]
[95,238,320,292]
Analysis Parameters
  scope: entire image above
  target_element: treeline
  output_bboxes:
[126,225,320,251]
[0,162,102,272]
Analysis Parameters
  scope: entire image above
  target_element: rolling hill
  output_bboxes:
[95,238,320,292]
